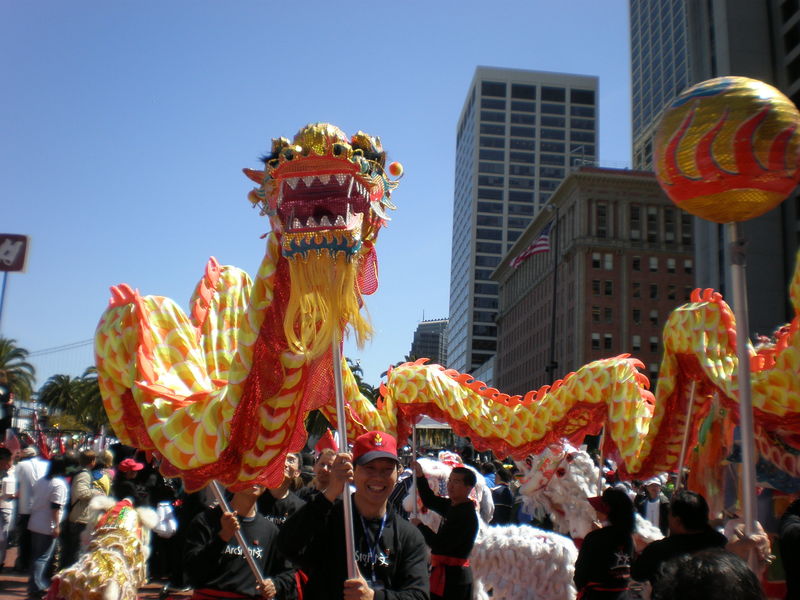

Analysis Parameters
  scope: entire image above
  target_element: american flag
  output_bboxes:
[510,220,553,268]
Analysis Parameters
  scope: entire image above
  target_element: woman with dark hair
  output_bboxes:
[574,487,635,599]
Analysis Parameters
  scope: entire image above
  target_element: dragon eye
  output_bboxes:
[282,148,295,161]
[268,159,280,169]
[556,468,566,477]
[332,144,347,156]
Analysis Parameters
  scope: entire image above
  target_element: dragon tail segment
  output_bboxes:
[379,356,654,463]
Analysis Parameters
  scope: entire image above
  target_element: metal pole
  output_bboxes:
[209,481,265,582]
[332,333,358,579]
[411,424,418,518]
[546,206,560,380]
[727,222,757,540]
[674,380,697,494]
[596,426,605,494]
[0,272,7,333]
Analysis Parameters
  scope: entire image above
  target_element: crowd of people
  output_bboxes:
[0,433,795,600]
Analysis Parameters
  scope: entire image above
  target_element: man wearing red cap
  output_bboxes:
[279,430,428,599]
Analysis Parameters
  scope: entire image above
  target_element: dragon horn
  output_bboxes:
[243,168,265,184]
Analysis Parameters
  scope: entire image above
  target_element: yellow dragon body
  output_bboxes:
[95,122,800,491]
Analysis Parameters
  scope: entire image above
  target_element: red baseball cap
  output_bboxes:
[119,458,144,472]
[588,495,610,515]
[352,431,399,466]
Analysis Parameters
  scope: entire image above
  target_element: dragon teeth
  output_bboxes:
[320,216,331,227]
[347,176,354,197]
[302,176,315,187]
[285,177,299,190]
[334,215,346,226]
[371,201,389,220]
[306,217,316,228]
[293,218,302,229]
[336,174,347,185]
[319,174,332,185]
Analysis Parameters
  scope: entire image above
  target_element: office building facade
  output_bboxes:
[447,66,598,373]
[409,319,448,366]
[493,167,694,394]
[630,0,800,338]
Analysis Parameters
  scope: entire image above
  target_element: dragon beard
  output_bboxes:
[284,248,372,360]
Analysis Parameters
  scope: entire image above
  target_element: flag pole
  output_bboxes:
[545,204,560,382]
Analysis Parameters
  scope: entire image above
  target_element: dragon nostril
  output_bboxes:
[333,144,346,156]
[268,159,279,169]
[283,149,295,161]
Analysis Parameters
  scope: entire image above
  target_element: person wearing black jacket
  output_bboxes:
[631,490,727,587]
[574,487,635,599]
[184,483,297,599]
[278,431,428,600]
[411,462,479,600]
[779,497,800,600]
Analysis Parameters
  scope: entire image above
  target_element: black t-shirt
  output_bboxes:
[278,492,429,600]
[631,527,728,585]
[574,526,633,598]
[183,506,297,599]
[257,490,306,529]
[416,476,479,559]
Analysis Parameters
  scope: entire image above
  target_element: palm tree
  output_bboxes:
[347,358,378,405]
[37,367,108,431]
[0,337,36,402]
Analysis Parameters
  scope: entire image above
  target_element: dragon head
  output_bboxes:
[245,122,401,258]
[244,123,402,358]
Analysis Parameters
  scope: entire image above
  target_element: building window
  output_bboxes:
[604,307,613,323]
[604,254,613,270]
[667,258,676,273]
[482,81,507,97]
[633,282,641,298]
[665,208,675,241]
[684,259,693,274]
[633,308,641,324]
[597,203,608,238]
[649,284,658,299]
[668,285,676,300]
[650,337,659,352]
[649,363,658,379]
[604,334,613,350]
[650,309,658,326]
[681,214,693,245]
[592,280,601,295]
[632,256,641,271]
[604,281,613,296]
[511,84,536,100]
[592,306,601,322]
[571,89,595,104]
[647,206,658,243]
[592,252,601,268]
[684,286,693,301]
[630,206,641,240]
[592,333,600,350]
[632,335,641,351]
[649,257,658,272]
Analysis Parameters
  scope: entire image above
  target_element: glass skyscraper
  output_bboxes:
[447,67,598,373]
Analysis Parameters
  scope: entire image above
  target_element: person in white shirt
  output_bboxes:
[28,455,68,599]
[13,447,49,571]
[0,447,15,572]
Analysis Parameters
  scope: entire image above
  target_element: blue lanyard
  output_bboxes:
[359,513,387,585]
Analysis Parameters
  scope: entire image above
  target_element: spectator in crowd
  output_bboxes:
[258,453,306,528]
[479,462,496,488]
[651,549,765,600]
[490,467,514,526]
[632,490,727,587]
[0,447,15,573]
[64,450,105,567]
[574,487,635,599]
[28,455,68,599]
[635,476,669,535]
[294,448,335,502]
[279,431,428,599]
[779,497,800,600]
[183,483,297,599]
[413,460,479,600]
[14,446,48,572]
[112,457,148,505]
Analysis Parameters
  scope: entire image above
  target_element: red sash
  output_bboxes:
[430,554,471,596]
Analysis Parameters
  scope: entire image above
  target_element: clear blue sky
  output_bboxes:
[1,1,631,389]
